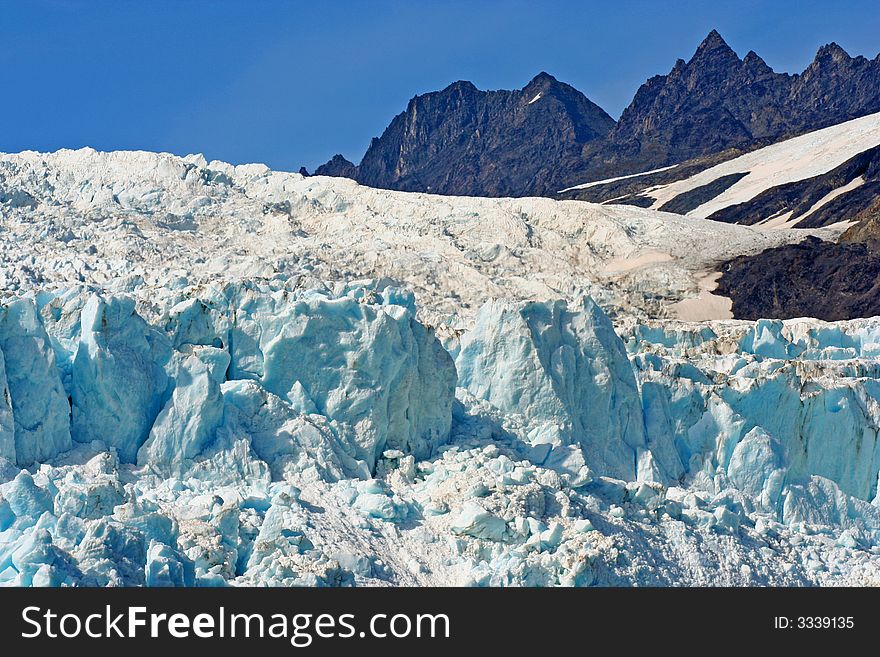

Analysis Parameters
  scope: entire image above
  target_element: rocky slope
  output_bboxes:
[841,196,880,245]
[716,237,880,320]
[316,73,615,197]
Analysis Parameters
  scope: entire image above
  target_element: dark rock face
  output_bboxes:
[716,236,880,321]
[315,154,358,179]
[315,73,615,197]
[842,197,880,245]
[791,43,880,132]
[594,32,880,179]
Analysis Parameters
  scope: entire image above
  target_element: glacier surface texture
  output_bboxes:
[0,149,879,586]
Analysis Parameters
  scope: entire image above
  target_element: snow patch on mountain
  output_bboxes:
[777,175,866,228]
[647,111,880,218]
[559,164,680,193]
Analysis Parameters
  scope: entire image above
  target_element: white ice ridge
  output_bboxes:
[0,148,841,326]
[647,111,880,217]
[1,148,880,587]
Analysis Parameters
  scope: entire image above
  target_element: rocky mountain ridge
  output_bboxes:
[314,31,880,198]
[317,72,615,196]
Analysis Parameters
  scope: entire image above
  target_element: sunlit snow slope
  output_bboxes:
[647,111,880,220]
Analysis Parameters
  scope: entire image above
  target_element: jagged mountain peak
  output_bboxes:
[743,49,771,69]
[690,29,739,64]
[438,79,479,94]
[701,28,726,44]
[316,72,614,196]
[527,71,558,85]
[522,71,560,95]
[314,153,357,178]
[599,30,880,179]
[521,71,583,100]
[814,42,852,63]
[669,58,687,74]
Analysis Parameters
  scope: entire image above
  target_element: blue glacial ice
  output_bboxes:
[0,300,72,466]
[73,295,171,463]
[456,297,647,481]
[3,286,880,585]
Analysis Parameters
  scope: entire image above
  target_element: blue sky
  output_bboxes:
[2,0,878,171]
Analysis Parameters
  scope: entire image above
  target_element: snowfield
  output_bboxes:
[558,164,680,193]
[2,149,880,587]
[646,111,880,220]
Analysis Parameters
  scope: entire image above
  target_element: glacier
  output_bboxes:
[1,148,880,586]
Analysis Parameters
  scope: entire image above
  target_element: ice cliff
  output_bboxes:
[456,297,647,481]
[3,283,880,586]
[6,281,456,478]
